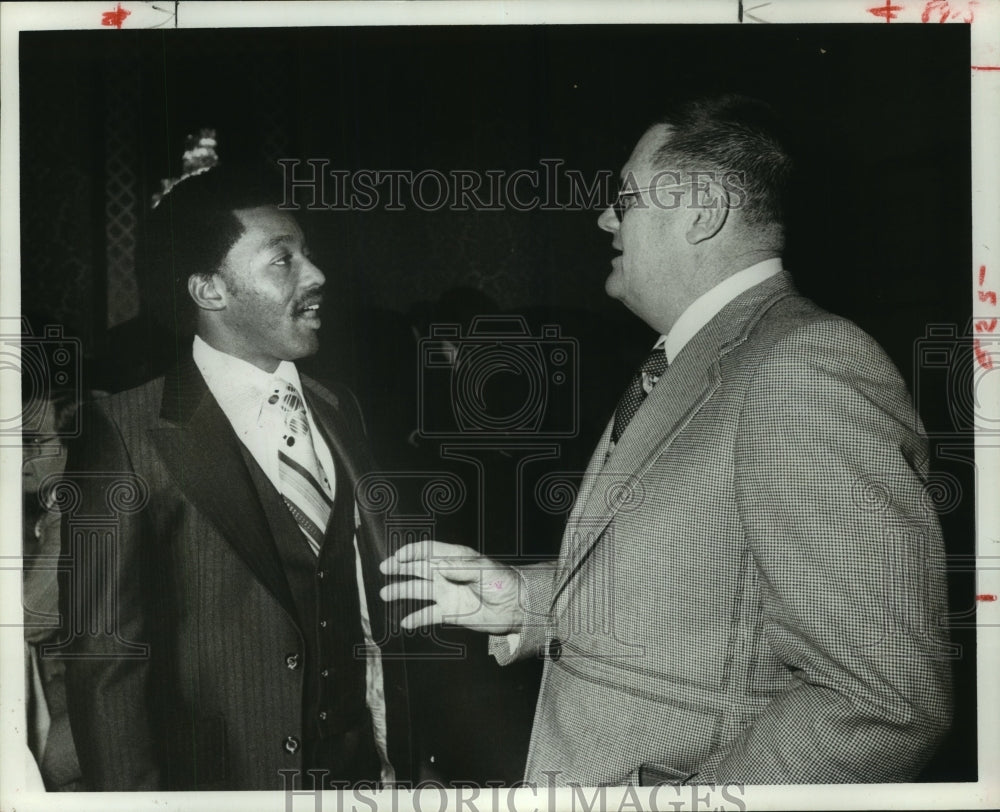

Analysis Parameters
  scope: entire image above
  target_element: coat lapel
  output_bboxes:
[149,355,300,626]
[551,272,798,603]
[303,382,412,775]
[551,351,720,602]
[302,378,389,644]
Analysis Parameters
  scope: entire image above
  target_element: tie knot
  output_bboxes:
[275,381,305,415]
[272,381,311,439]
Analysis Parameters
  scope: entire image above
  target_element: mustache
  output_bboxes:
[294,288,325,311]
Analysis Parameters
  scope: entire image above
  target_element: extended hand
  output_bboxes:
[379,541,524,634]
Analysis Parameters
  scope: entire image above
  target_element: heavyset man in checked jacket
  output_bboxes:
[381,95,952,785]
[59,166,412,790]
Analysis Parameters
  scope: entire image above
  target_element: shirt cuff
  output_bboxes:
[488,631,522,665]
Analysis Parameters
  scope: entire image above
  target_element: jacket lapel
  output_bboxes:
[302,379,389,644]
[551,272,798,603]
[551,351,721,602]
[149,355,300,626]
[303,383,412,775]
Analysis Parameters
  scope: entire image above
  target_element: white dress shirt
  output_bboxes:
[661,257,782,363]
[500,257,784,658]
[192,335,393,782]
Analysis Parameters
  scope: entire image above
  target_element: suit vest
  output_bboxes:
[243,431,381,787]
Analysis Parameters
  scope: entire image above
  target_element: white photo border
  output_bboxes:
[1,2,997,810]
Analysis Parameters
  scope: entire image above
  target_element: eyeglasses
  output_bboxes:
[611,181,690,223]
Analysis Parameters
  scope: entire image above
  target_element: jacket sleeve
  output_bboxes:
[488,561,559,665]
[699,318,952,783]
[59,400,162,790]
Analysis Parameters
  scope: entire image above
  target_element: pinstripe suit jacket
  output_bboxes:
[494,271,952,785]
[58,354,412,790]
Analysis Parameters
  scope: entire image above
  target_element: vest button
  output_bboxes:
[321,668,329,678]
[284,736,300,754]
[319,619,328,628]
[286,653,300,670]
[547,638,562,662]
[319,711,328,721]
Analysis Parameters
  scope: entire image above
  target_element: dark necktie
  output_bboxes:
[611,347,669,444]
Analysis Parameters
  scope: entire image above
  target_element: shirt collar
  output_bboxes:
[659,257,783,363]
[192,334,303,404]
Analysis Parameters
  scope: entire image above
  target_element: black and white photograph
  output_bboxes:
[1,2,997,810]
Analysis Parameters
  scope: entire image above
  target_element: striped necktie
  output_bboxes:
[611,346,668,444]
[275,381,333,556]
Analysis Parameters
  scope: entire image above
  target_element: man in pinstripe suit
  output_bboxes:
[59,166,412,790]
[381,95,952,785]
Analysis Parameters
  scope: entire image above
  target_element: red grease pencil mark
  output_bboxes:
[101,3,130,28]
[975,266,996,367]
[976,267,997,343]
[973,339,994,369]
[922,0,977,23]
[976,594,997,602]
[870,1,904,22]
[971,66,1000,71]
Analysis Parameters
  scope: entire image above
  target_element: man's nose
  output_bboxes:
[302,256,325,287]
[597,205,619,234]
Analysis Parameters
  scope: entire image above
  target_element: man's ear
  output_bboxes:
[685,179,730,245]
[187,273,226,311]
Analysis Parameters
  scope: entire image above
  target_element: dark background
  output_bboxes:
[20,24,975,784]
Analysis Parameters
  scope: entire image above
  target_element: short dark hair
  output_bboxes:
[652,94,793,226]
[138,163,286,335]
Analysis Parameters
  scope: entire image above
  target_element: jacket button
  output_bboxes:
[320,668,329,678]
[319,620,328,628]
[319,711,328,721]
[318,570,327,580]
[286,653,300,670]
[547,638,562,662]
[284,736,300,754]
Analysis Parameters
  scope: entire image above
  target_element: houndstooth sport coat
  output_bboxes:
[491,271,952,786]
